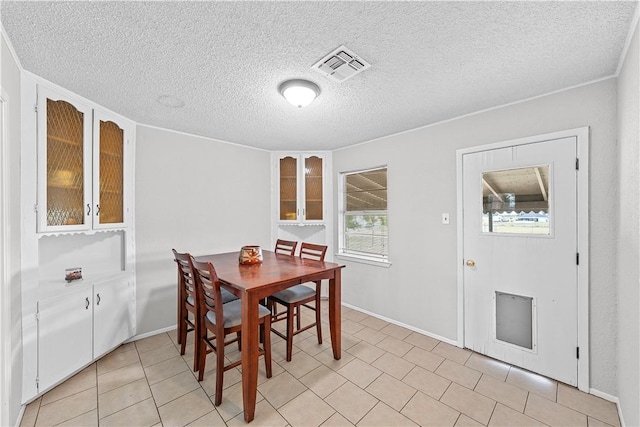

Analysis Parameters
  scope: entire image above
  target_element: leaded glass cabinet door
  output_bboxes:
[93,110,126,229]
[303,155,323,221]
[279,156,298,221]
[37,87,92,232]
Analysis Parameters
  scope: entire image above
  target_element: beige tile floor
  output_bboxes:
[20,303,621,427]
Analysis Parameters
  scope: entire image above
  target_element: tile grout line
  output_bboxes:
[485,400,498,426]
[26,312,619,427]
[167,333,226,424]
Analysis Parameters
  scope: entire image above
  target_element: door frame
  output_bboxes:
[0,88,10,425]
[456,127,590,392]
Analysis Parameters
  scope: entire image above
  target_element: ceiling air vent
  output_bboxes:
[312,45,371,83]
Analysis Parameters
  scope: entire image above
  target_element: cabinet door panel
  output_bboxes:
[38,290,93,392]
[304,156,323,221]
[38,86,93,232]
[93,112,126,229]
[94,279,132,357]
[279,156,298,221]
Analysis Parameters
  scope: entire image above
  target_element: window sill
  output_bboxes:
[335,253,392,268]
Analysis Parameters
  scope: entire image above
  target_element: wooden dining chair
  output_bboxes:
[267,242,327,362]
[173,249,239,372]
[172,249,201,371]
[274,239,297,256]
[270,239,298,317]
[191,257,272,406]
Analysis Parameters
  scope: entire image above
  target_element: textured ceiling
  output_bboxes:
[1,1,637,151]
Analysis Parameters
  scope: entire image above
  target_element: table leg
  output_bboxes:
[241,292,259,422]
[328,269,342,360]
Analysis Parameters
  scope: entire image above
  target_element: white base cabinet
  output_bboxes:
[93,278,134,358]
[37,289,93,392]
[36,276,133,393]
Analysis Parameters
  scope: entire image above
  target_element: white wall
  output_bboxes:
[616,22,639,427]
[1,32,23,426]
[134,126,272,335]
[333,79,619,394]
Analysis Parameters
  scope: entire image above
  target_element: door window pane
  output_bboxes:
[482,166,550,235]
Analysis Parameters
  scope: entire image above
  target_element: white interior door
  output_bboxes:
[463,137,578,386]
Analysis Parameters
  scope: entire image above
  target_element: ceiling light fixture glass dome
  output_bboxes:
[279,79,320,108]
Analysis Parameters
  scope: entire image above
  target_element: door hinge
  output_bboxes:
[576,158,579,170]
[576,347,580,359]
[34,204,38,214]
[35,377,39,391]
[576,253,579,265]
[35,310,39,321]
[34,104,38,113]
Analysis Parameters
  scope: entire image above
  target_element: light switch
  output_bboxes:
[442,213,450,225]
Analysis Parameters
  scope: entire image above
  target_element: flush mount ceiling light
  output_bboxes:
[279,79,320,108]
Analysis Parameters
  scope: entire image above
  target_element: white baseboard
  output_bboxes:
[127,324,177,342]
[14,404,25,427]
[341,302,458,346]
[590,388,624,426]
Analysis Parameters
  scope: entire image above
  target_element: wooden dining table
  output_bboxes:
[195,250,345,422]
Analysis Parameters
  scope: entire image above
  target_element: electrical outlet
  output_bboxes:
[442,213,450,224]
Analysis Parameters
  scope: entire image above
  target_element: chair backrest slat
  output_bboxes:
[172,249,198,303]
[191,257,224,328]
[299,242,327,262]
[275,239,297,256]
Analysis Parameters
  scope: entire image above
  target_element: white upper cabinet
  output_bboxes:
[276,153,326,224]
[92,110,128,230]
[37,85,131,233]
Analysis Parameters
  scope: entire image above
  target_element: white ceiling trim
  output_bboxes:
[615,3,640,76]
[137,122,271,153]
[334,74,617,153]
[0,23,22,70]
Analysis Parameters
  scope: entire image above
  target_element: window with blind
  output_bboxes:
[341,167,388,259]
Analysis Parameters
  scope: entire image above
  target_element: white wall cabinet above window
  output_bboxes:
[37,85,132,233]
[276,153,327,224]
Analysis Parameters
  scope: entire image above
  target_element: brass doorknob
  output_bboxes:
[466,259,476,267]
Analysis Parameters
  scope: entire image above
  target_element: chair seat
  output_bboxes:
[206,300,271,328]
[272,284,316,304]
[187,288,237,307]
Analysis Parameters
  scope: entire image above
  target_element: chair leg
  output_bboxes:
[177,301,183,346]
[296,305,301,330]
[315,291,322,345]
[286,303,295,362]
[193,319,200,372]
[214,332,226,406]
[177,283,183,346]
[197,328,208,382]
[263,316,272,378]
[179,313,188,356]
